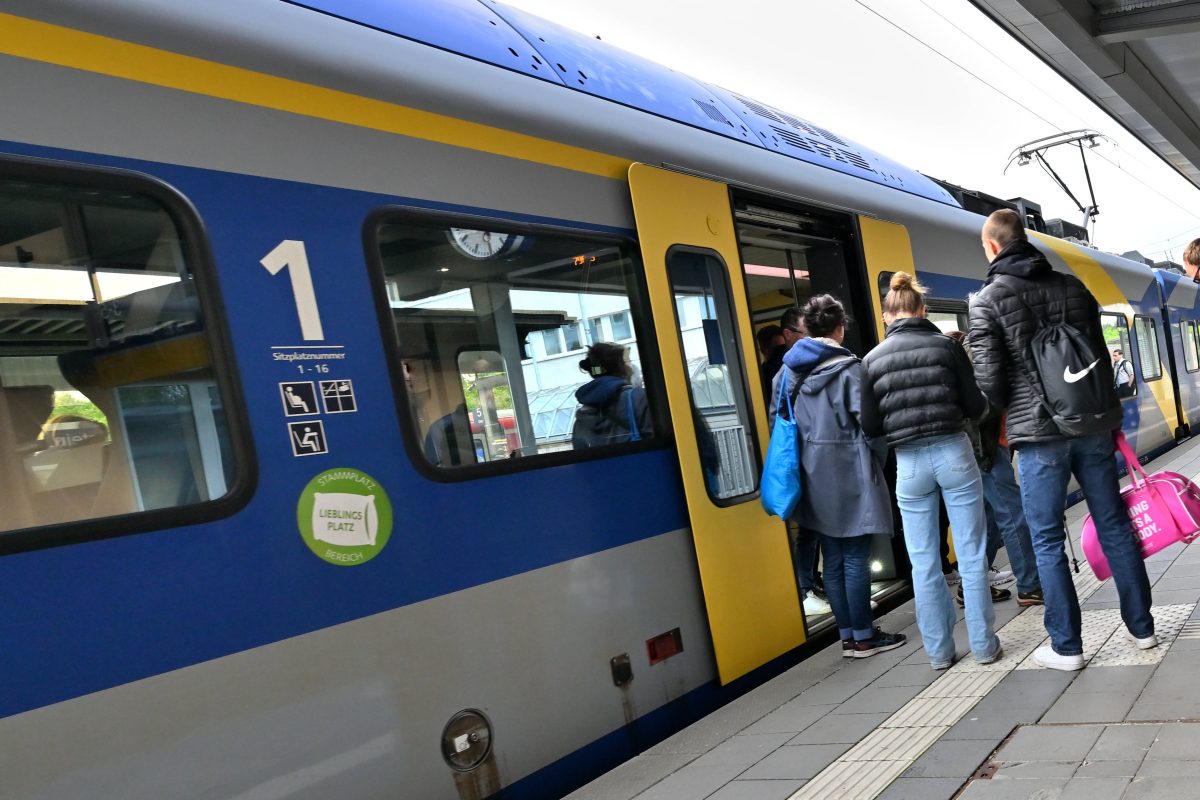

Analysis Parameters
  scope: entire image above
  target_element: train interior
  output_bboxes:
[0,178,232,534]
[732,196,908,631]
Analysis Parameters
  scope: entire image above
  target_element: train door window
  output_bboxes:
[1182,322,1199,373]
[0,168,238,539]
[666,248,758,502]
[372,214,658,470]
[1102,313,1136,397]
[1133,316,1163,381]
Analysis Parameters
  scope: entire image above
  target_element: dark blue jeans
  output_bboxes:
[819,533,874,640]
[794,526,821,595]
[983,446,1041,594]
[1017,433,1155,655]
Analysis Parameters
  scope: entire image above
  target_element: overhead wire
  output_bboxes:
[853,0,1200,250]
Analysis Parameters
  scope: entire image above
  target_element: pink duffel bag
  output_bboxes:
[1082,431,1200,580]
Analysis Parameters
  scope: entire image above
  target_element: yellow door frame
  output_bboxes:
[629,163,805,684]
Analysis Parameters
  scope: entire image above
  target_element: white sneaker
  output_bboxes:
[944,570,961,587]
[1125,628,1158,650]
[1032,644,1084,671]
[802,591,832,616]
[988,567,1015,586]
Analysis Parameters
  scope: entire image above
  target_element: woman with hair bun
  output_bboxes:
[771,294,905,658]
[861,272,999,669]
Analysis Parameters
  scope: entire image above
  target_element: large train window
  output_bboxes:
[371,214,658,472]
[0,166,239,541]
[1182,321,1200,373]
[1133,316,1163,381]
[666,248,759,502]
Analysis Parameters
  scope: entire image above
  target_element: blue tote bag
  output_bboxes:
[761,376,802,518]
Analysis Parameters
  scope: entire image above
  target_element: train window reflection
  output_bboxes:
[373,217,657,470]
[0,175,234,535]
[666,248,759,502]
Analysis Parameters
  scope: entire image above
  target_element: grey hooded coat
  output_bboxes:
[771,346,893,539]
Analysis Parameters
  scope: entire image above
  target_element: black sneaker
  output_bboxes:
[852,629,907,658]
[842,638,854,658]
[956,585,1012,607]
[1017,589,1045,607]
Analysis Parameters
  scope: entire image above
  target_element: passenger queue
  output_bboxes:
[769,209,1200,671]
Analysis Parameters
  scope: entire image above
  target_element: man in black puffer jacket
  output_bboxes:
[967,209,1155,672]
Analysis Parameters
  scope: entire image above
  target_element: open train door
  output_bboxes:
[629,163,805,684]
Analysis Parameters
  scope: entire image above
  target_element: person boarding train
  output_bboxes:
[770,295,905,657]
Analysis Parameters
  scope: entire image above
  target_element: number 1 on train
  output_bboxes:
[260,239,325,340]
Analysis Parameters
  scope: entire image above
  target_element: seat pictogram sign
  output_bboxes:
[320,379,357,413]
[280,381,319,417]
[288,420,328,457]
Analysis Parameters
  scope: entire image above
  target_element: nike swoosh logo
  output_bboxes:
[1063,359,1100,383]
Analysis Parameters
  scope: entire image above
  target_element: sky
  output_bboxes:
[499,0,1200,264]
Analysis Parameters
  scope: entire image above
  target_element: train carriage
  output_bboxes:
[0,2,1195,798]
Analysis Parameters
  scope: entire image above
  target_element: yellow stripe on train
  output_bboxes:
[0,12,631,180]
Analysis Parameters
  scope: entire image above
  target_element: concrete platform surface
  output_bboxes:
[566,437,1200,800]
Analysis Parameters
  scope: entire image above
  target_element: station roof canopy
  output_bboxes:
[969,0,1200,191]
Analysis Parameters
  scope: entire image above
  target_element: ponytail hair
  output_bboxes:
[882,271,926,318]
[802,294,847,338]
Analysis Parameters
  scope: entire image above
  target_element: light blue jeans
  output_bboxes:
[896,433,999,665]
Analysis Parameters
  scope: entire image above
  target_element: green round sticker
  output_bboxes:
[297,468,393,566]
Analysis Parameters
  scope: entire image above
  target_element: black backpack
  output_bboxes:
[996,275,1122,437]
[572,387,642,448]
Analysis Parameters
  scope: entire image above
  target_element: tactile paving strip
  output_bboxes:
[1177,619,1200,640]
[1014,608,1123,669]
[787,525,1197,800]
[955,607,1048,674]
[840,726,949,762]
[790,586,1103,800]
[792,759,909,800]
[1089,603,1194,666]
[917,670,1006,699]
[882,696,978,727]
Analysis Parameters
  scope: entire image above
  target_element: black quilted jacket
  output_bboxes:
[966,240,1116,447]
[861,316,987,446]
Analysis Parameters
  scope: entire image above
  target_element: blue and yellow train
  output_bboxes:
[0,2,1196,798]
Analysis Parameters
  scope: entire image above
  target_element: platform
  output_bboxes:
[567,437,1200,800]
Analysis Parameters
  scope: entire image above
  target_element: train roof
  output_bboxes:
[285,0,960,207]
